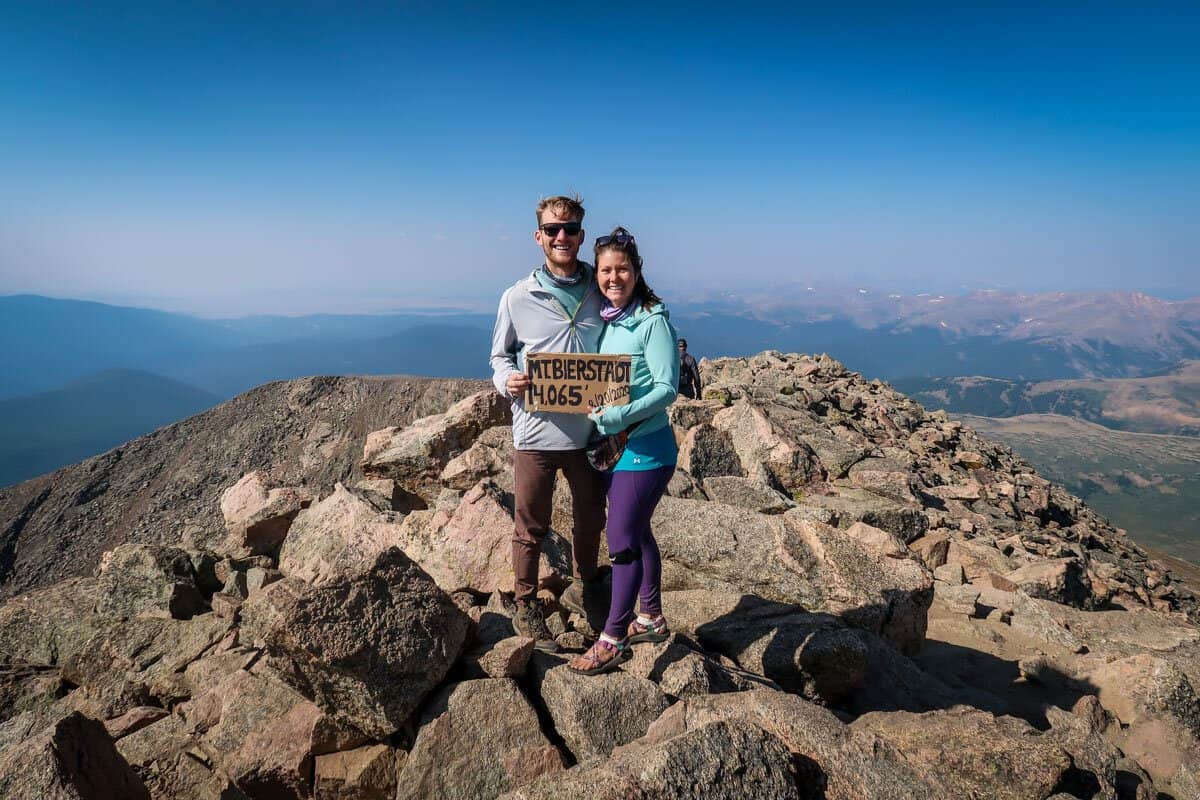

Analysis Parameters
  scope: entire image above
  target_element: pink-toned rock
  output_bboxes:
[851,707,1071,800]
[104,705,169,740]
[0,712,150,800]
[843,520,909,558]
[711,402,819,491]
[440,428,514,491]
[909,532,951,569]
[925,481,983,502]
[240,548,471,739]
[463,636,536,680]
[210,591,243,620]
[1004,558,1094,608]
[1088,654,1200,737]
[401,480,561,594]
[314,744,398,800]
[783,516,933,654]
[185,667,366,799]
[396,678,564,800]
[956,451,989,470]
[847,470,919,504]
[945,539,1017,582]
[277,484,406,586]
[218,471,314,556]
[361,390,510,496]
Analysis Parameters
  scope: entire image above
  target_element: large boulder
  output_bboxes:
[0,578,102,666]
[1087,654,1200,739]
[656,690,952,798]
[0,663,65,727]
[276,484,406,586]
[651,498,932,654]
[851,708,1072,800]
[63,613,234,713]
[94,544,204,621]
[398,480,566,595]
[788,518,933,654]
[0,711,150,800]
[500,718,803,800]
[361,390,510,497]
[530,654,671,761]
[676,423,743,482]
[117,713,246,800]
[240,547,471,739]
[218,471,313,556]
[396,679,564,800]
[182,667,365,799]
[689,594,870,703]
[701,476,794,514]
[440,426,514,490]
[800,487,929,543]
[711,402,819,491]
[1004,557,1094,608]
[314,744,397,800]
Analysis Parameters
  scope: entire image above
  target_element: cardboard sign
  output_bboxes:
[525,352,631,414]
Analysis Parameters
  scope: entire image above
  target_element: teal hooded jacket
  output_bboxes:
[590,300,680,443]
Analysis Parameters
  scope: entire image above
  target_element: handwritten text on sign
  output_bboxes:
[526,353,631,414]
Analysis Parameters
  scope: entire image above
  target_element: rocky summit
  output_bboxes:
[1,351,1199,799]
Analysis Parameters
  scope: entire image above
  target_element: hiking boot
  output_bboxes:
[560,571,611,626]
[626,615,670,644]
[567,637,631,676]
[512,599,561,653]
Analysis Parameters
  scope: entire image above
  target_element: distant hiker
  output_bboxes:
[568,227,679,675]
[490,194,607,653]
[677,337,702,399]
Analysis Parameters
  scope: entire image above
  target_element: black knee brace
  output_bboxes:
[609,547,642,565]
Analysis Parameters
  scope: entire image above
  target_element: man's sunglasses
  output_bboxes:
[540,222,583,237]
[595,233,635,247]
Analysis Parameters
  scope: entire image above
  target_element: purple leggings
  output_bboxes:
[602,465,675,640]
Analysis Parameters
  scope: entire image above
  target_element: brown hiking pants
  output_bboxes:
[512,448,606,603]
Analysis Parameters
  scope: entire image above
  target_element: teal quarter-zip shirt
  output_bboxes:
[591,300,680,469]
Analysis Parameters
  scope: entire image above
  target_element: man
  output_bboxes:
[490,194,608,652]
[677,338,702,399]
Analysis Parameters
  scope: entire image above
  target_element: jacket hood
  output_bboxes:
[607,300,670,329]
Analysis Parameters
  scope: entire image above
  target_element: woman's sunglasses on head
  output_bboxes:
[595,233,635,247]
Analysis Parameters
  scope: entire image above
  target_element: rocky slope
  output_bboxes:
[0,374,485,600]
[1,352,1199,799]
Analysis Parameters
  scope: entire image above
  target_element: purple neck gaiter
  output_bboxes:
[601,298,639,323]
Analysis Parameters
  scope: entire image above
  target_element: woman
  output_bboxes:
[568,227,680,675]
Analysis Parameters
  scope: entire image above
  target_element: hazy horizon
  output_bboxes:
[2,3,1198,315]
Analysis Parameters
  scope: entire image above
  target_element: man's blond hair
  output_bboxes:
[535,194,585,225]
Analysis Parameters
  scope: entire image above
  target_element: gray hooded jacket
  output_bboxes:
[490,265,603,450]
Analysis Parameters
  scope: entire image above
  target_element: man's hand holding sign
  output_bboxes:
[525,352,632,414]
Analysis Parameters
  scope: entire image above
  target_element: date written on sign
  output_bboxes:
[525,352,632,414]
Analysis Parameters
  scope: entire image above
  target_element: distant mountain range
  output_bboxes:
[4,290,1200,490]
[0,295,496,400]
[683,287,1200,380]
[6,289,1200,401]
[0,369,220,487]
[895,360,1200,436]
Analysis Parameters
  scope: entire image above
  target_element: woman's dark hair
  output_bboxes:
[593,226,663,309]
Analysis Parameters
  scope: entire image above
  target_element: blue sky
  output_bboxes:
[1,1,1197,314]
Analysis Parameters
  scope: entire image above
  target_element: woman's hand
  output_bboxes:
[589,405,622,435]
